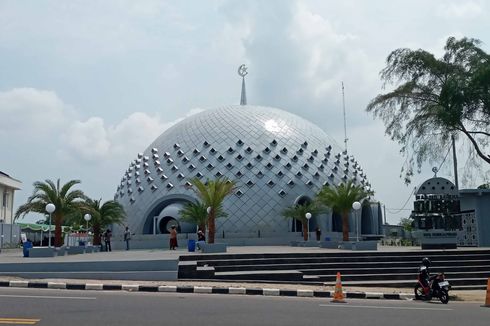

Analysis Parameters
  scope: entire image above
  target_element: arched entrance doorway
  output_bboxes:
[158,216,180,233]
[141,194,197,234]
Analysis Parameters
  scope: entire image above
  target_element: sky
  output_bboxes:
[1,0,489,224]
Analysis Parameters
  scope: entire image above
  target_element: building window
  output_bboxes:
[2,192,8,208]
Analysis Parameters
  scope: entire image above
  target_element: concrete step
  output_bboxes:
[213,270,489,284]
[194,254,490,267]
[180,249,490,261]
[213,260,490,272]
[178,249,490,287]
[310,271,490,282]
[214,270,303,281]
[299,265,490,275]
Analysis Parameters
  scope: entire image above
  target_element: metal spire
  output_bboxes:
[342,82,348,153]
[238,64,248,105]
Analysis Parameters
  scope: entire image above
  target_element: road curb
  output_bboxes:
[0,280,414,300]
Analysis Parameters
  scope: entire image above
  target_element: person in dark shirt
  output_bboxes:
[123,226,132,251]
[196,230,206,251]
[419,257,433,294]
[104,229,112,252]
[315,227,321,241]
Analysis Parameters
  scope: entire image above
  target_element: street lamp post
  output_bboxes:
[45,203,55,248]
[305,212,312,241]
[352,201,361,242]
[84,214,91,246]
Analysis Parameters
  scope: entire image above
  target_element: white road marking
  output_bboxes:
[0,294,96,300]
[319,304,452,311]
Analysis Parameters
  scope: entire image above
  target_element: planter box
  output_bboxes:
[54,247,66,256]
[320,240,378,251]
[27,247,58,258]
[85,246,99,253]
[200,243,227,253]
[27,245,99,258]
[355,241,377,250]
[66,246,86,255]
[290,240,319,247]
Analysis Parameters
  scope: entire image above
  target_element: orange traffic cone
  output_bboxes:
[483,278,490,308]
[331,272,346,303]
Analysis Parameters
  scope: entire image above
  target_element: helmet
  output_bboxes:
[422,257,431,267]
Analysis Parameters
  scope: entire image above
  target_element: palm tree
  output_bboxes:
[78,198,126,246]
[188,177,236,244]
[282,202,321,241]
[316,181,373,241]
[15,179,85,247]
[179,201,208,235]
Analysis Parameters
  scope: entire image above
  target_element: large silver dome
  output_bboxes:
[115,105,370,235]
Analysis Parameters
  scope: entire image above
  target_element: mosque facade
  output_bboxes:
[114,68,382,239]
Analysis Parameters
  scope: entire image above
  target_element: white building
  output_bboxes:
[0,171,22,224]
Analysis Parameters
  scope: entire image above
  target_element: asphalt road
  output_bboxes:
[0,288,488,326]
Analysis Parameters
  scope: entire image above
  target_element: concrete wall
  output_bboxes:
[111,231,314,250]
[0,259,178,281]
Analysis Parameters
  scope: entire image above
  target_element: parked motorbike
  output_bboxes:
[414,266,450,304]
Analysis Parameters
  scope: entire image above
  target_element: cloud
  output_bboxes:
[437,1,483,18]
[0,87,203,163]
[289,3,373,99]
[62,117,111,161]
[60,107,204,162]
[0,88,69,135]
[220,1,379,133]
[0,1,195,62]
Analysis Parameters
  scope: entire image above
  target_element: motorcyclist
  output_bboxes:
[418,257,432,294]
[415,256,450,303]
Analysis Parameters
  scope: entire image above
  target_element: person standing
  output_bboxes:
[196,229,206,251]
[104,229,112,252]
[123,226,132,251]
[315,227,322,242]
[169,226,178,250]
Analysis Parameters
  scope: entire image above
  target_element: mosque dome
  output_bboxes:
[416,177,458,197]
[114,105,371,235]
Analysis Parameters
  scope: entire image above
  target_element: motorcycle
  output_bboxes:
[414,267,450,304]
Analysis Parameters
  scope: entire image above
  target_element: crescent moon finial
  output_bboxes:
[238,64,248,77]
[432,166,438,177]
[238,64,248,105]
